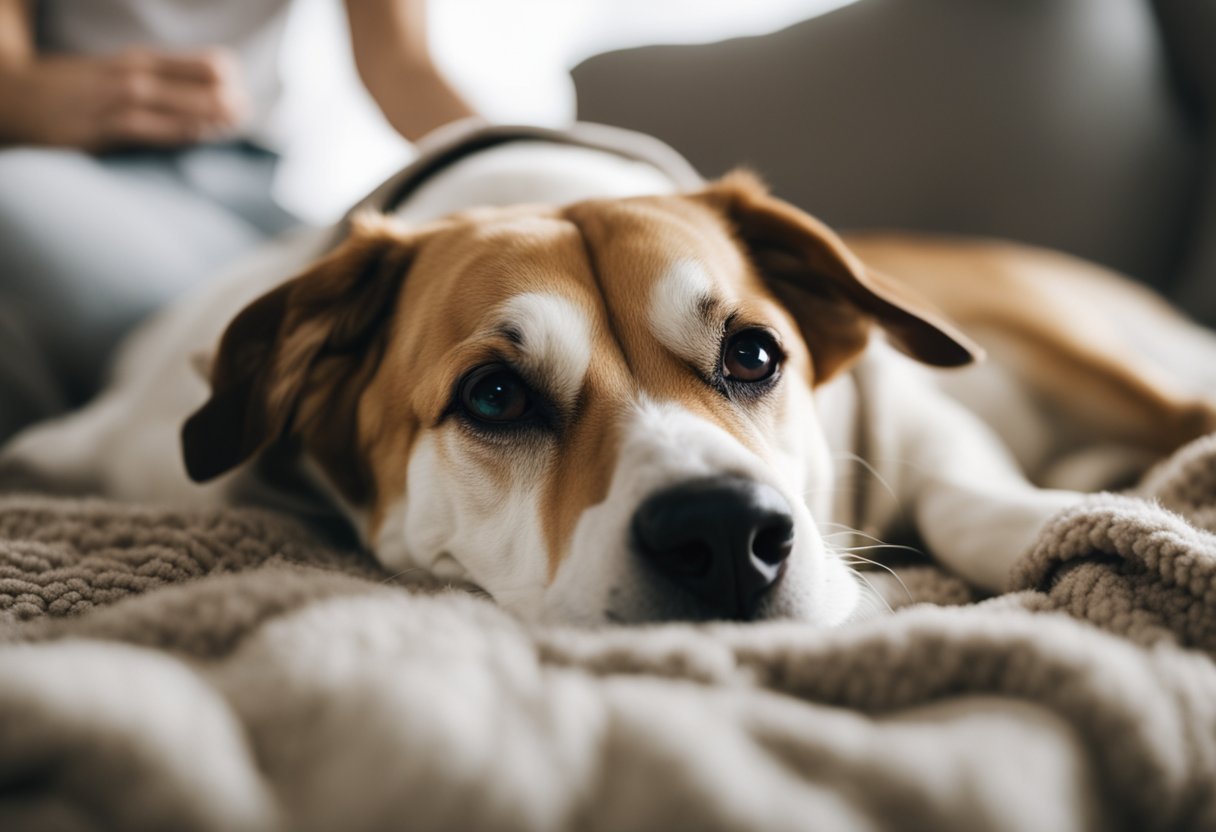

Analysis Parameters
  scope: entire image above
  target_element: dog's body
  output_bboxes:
[6,128,1216,626]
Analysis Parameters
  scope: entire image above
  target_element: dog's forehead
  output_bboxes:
[562,195,788,376]
[392,197,754,365]
[565,193,752,298]
[381,196,796,417]
[390,210,596,346]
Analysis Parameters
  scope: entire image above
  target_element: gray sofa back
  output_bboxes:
[575,0,1216,319]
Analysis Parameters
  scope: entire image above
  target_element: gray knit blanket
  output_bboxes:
[3,437,1216,831]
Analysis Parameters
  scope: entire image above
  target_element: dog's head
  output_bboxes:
[182,174,976,625]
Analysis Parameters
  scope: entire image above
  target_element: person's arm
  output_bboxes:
[0,0,246,151]
[345,0,477,143]
[0,0,34,69]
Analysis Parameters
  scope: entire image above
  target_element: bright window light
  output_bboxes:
[276,0,856,222]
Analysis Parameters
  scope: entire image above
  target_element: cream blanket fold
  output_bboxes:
[3,437,1216,831]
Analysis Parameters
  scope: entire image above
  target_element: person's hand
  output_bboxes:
[0,47,249,151]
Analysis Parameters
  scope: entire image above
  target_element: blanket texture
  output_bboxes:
[4,438,1216,831]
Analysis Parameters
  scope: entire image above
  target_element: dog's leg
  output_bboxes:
[905,407,1083,592]
[855,351,1086,592]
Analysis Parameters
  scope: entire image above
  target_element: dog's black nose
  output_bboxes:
[631,476,795,620]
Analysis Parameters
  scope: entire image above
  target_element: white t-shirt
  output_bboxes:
[37,0,293,148]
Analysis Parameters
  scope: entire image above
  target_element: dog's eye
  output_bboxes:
[459,365,533,423]
[723,329,780,382]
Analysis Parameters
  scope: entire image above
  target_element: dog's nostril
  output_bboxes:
[753,521,795,566]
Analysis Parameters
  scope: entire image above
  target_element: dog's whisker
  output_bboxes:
[844,565,894,617]
[838,542,926,557]
[834,548,914,605]
[830,450,902,503]
[821,517,926,558]
[819,524,872,538]
[820,526,892,546]
[379,566,427,585]
[820,523,925,556]
[832,451,926,476]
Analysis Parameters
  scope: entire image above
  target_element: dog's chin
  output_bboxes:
[533,543,863,628]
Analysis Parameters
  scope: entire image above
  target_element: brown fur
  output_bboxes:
[844,234,1216,452]
[181,215,423,505]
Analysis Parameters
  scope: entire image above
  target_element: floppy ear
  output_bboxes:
[181,215,419,501]
[699,172,981,383]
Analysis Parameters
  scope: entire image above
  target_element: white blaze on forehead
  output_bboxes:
[497,292,592,406]
[649,259,719,365]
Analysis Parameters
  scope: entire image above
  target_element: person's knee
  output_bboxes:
[0,145,93,191]
[0,147,100,229]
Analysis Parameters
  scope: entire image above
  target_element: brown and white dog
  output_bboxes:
[5,125,1216,626]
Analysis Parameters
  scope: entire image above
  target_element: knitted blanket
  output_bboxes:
[3,438,1216,831]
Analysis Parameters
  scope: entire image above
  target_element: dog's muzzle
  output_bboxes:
[631,475,795,620]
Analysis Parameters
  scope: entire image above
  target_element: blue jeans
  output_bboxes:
[0,141,300,440]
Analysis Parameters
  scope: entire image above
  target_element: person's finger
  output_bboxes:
[100,105,206,148]
[111,48,248,124]
[151,48,239,85]
[116,46,225,84]
[109,68,240,126]
[150,48,249,122]
[173,49,251,123]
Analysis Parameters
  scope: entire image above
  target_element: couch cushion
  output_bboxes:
[574,0,1198,288]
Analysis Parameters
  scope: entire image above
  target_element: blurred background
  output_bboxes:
[3,0,1215,440]
[281,0,1216,327]
[276,0,855,221]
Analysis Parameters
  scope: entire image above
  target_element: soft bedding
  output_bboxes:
[3,437,1216,831]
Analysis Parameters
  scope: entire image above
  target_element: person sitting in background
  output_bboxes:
[0,0,475,441]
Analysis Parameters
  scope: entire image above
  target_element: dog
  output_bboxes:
[5,124,1215,626]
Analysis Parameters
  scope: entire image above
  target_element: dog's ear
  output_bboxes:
[181,214,419,500]
[698,172,981,384]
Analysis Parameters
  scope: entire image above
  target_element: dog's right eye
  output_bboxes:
[458,365,534,424]
[722,329,781,383]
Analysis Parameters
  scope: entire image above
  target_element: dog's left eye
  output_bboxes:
[722,329,780,383]
[459,365,533,423]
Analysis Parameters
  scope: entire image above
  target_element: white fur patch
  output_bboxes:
[375,433,550,620]
[497,293,592,407]
[648,260,718,367]
[392,142,681,225]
